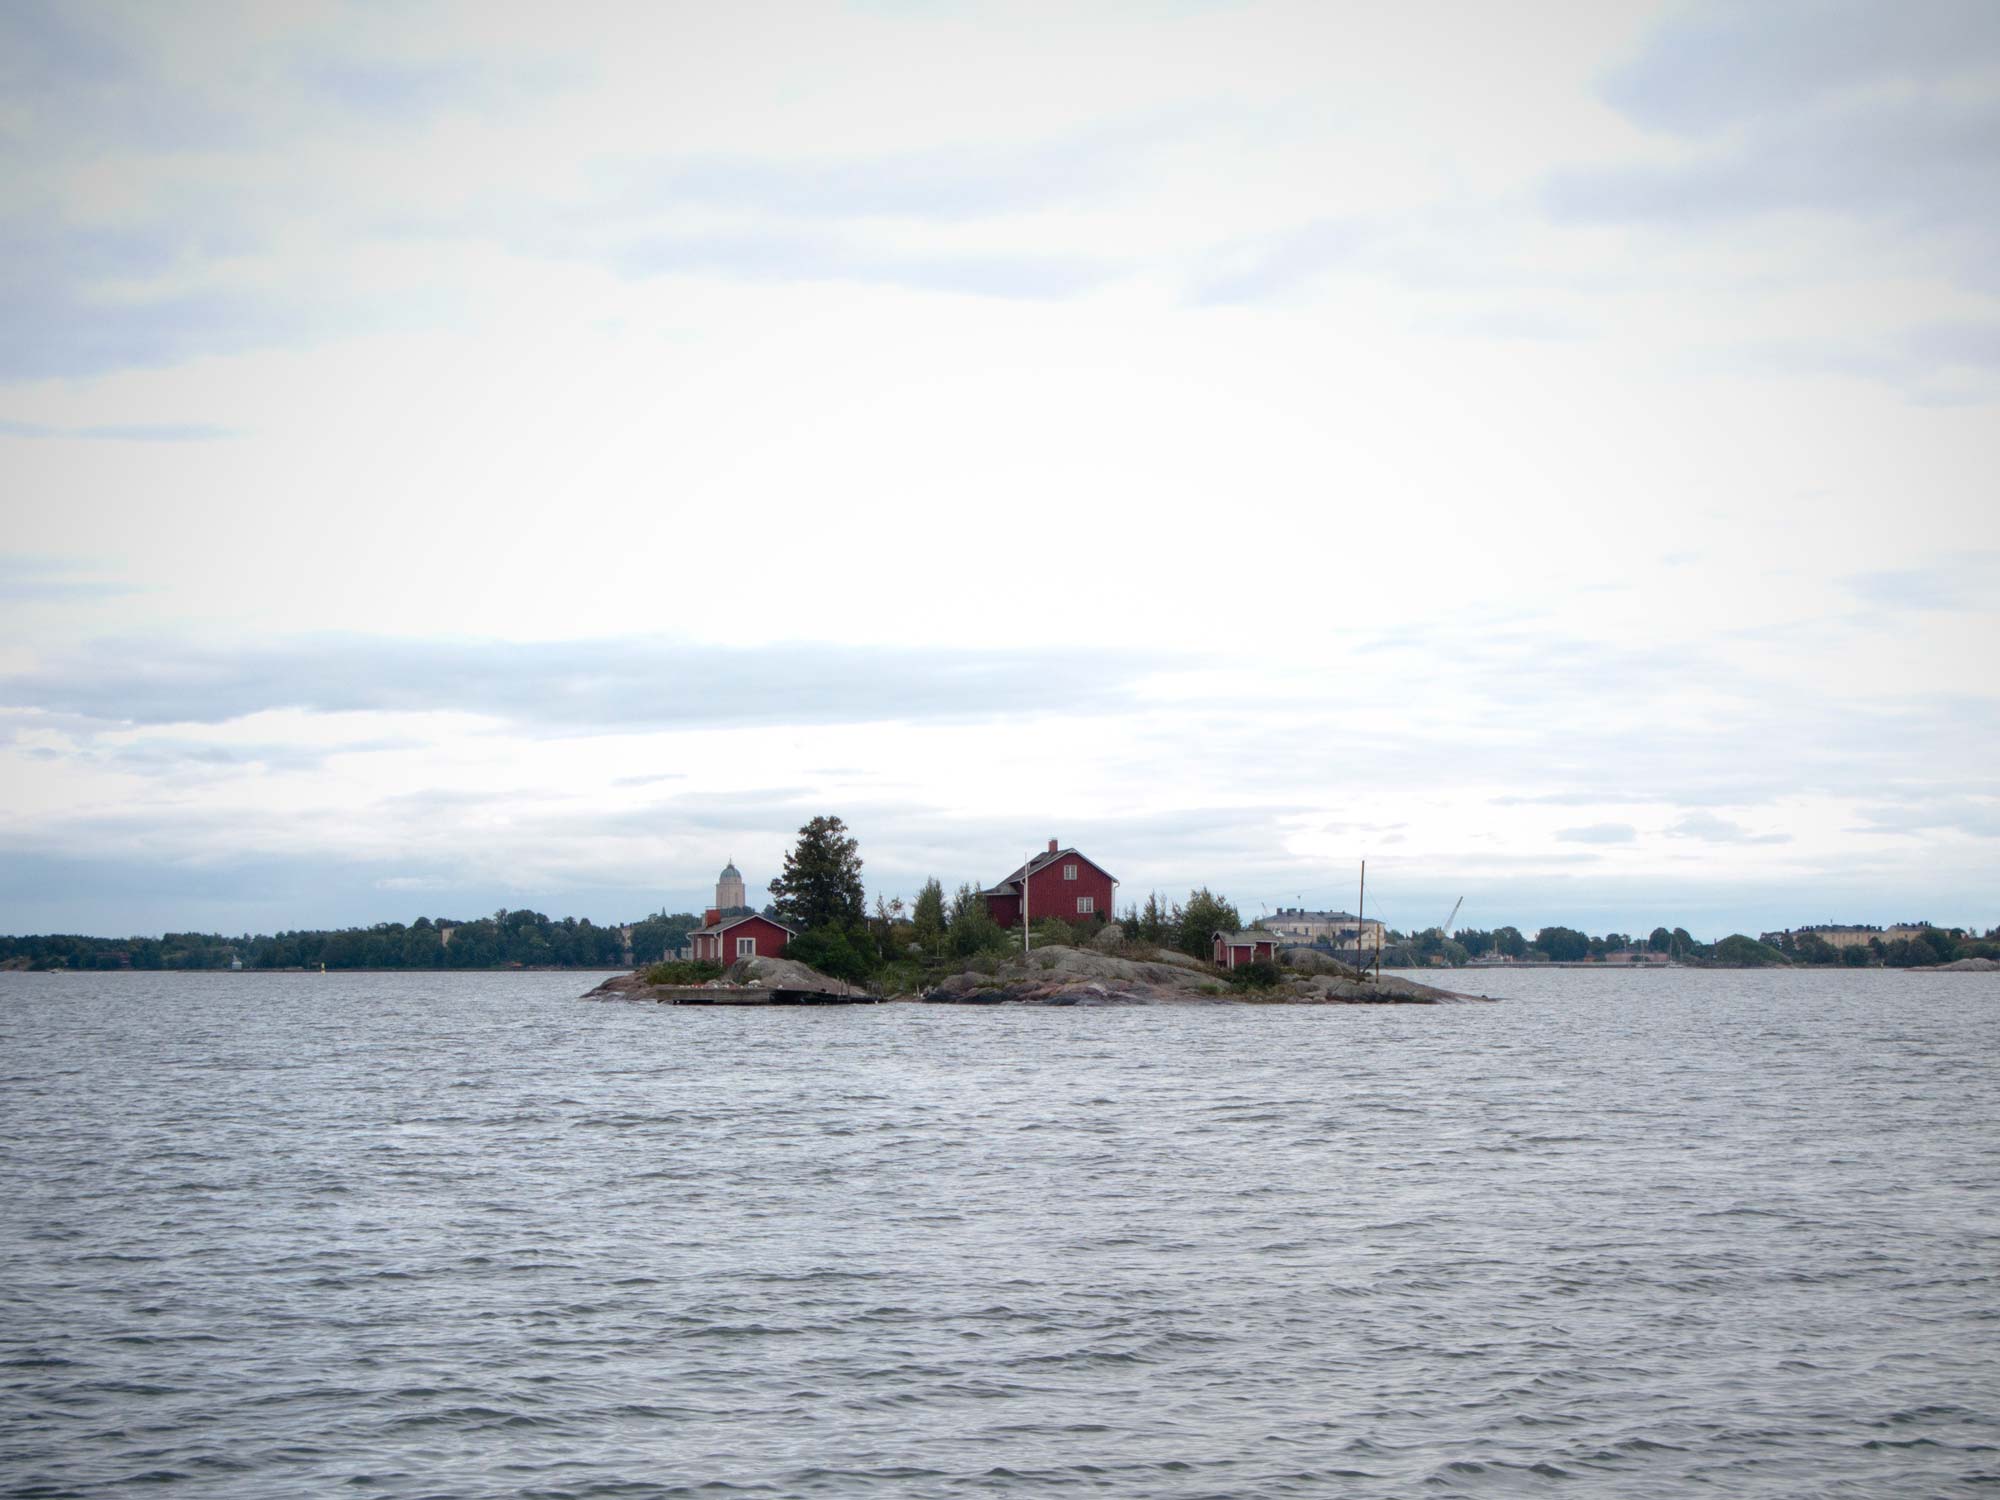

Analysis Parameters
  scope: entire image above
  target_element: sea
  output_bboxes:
[1,966,1995,1498]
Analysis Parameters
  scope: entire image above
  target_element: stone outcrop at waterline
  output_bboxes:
[582,945,1490,1006]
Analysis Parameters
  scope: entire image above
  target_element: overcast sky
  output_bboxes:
[2,0,1995,940]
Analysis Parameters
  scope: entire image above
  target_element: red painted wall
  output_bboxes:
[694,915,792,964]
[1213,937,1276,969]
[986,852,1115,928]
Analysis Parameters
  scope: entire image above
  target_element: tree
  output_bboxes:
[948,882,1006,957]
[1493,925,1528,959]
[1177,888,1243,960]
[1712,933,1786,966]
[785,925,874,983]
[767,815,866,932]
[1537,926,1591,962]
[1648,926,1673,953]
[911,878,946,955]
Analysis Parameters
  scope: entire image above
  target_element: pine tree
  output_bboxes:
[767,815,867,932]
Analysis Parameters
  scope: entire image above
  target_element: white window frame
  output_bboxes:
[1076,896,1094,915]
[735,935,757,958]
[1064,863,1079,880]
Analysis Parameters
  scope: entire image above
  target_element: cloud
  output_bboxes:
[1600,0,2000,134]
[1556,822,1637,844]
[0,634,1170,732]
[1840,552,1999,612]
[1848,795,2000,839]
[1663,811,1792,845]
[1547,2,2000,292]
[1188,218,1374,305]
[0,418,239,441]
[0,556,140,603]
[0,218,304,380]
[604,227,1114,300]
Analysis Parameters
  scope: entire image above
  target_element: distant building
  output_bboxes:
[715,860,746,913]
[1265,906,1386,953]
[982,840,1118,928]
[686,860,793,965]
[1213,931,1278,969]
[1765,922,1934,950]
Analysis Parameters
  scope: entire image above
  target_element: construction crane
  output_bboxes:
[1439,897,1463,936]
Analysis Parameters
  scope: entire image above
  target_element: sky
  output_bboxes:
[1,0,1995,942]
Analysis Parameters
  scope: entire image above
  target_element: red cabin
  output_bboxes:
[982,840,1118,928]
[689,911,796,966]
[1213,931,1277,969]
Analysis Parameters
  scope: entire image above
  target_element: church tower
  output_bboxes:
[715,860,746,913]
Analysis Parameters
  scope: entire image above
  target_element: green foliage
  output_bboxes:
[1225,958,1283,990]
[1648,926,1673,953]
[1881,935,1941,968]
[767,814,866,932]
[630,912,700,964]
[1493,925,1528,959]
[783,924,876,984]
[643,959,724,985]
[911,878,946,954]
[948,882,1009,957]
[1710,933,1787,966]
[1176,887,1242,960]
[1031,916,1088,949]
[1536,925,1591,962]
[1136,891,1171,947]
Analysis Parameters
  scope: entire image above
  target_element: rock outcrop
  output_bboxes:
[1920,956,2000,972]
[582,953,855,1002]
[922,944,1482,1005]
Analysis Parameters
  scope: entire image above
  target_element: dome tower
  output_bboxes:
[716,860,746,913]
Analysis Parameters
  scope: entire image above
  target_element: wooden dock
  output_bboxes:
[648,986,885,1006]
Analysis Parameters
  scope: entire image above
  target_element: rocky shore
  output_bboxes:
[583,943,1489,1006]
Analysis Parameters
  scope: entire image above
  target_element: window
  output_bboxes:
[1064,864,1078,880]
[736,935,757,958]
[1076,896,1094,915]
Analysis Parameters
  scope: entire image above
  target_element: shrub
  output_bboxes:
[784,925,876,984]
[1711,933,1787,966]
[1226,959,1284,990]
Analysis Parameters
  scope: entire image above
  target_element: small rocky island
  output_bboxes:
[584,935,1489,1007]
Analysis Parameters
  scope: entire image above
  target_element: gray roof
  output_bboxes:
[693,912,797,938]
[720,860,741,879]
[984,846,1119,894]
[1215,930,1275,945]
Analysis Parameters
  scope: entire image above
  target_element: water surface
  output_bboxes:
[2,967,1995,1496]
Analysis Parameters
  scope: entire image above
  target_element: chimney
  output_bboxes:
[1048,838,1059,854]
[703,907,721,927]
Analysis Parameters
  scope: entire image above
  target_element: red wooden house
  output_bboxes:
[1213,931,1277,969]
[982,839,1117,928]
[688,909,796,966]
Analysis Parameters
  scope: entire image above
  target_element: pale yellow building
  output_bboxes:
[1265,907,1387,952]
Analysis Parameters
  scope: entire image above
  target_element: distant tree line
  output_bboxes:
[0,908,710,972]
[1372,922,1997,969]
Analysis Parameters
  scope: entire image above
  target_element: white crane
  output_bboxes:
[1440,897,1464,936]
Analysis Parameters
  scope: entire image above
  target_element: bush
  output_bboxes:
[784,925,876,984]
[1711,933,1787,966]
[643,959,723,985]
[1226,959,1284,990]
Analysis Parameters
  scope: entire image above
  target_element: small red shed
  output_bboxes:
[1213,931,1277,969]
[689,912,796,966]
[982,840,1117,928]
